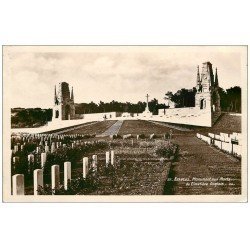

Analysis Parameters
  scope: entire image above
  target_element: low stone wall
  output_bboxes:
[157,107,212,127]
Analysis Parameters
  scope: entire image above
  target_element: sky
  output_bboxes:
[4,46,246,108]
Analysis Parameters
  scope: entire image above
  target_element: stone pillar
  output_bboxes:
[64,162,71,190]
[106,151,110,167]
[12,174,24,195]
[41,152,47,169]
[51,165,60,193]
[111,150,115,166]
[21,145,24,151]
[83,157,88,178]
[34,169,43,195]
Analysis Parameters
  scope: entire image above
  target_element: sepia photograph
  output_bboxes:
[2,45,247,202]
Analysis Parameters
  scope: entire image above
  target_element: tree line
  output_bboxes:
[165,86,241,112]
[75,100,165,115]
[11,86,241,128]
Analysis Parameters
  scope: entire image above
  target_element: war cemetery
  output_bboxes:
[10,62,242,196]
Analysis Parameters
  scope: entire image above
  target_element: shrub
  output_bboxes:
[154,143,178,159]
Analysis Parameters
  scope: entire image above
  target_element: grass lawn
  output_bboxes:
[64,120,117,135]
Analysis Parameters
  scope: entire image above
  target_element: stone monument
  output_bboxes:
[52,82,75,121]
[141,94,153,117]
[195,62,221,123]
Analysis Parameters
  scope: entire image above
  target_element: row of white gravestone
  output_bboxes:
[197,133,242,157]
[13,161,84,195]
[208,132,242,145]
[13,139,106,170]
[12,151,116,195]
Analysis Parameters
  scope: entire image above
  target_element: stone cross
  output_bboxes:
[12,174,24,195]
[146,94,149,104]
[34,169,43,195]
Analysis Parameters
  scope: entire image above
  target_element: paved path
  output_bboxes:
[97,120,124,137]
[166,135,241,195]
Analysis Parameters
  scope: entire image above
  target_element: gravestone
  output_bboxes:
[14,145,18,153]
[12,174,24,195]
[13,156,20,164]
[41,153,47,169]
[45,145,50,153]
[92,155,97,170]
[111,150,115,166]
[106,151,110,167]
[34,169,43,195]
[36,147,40,154]
[169,129,173,139]
[83,157,88,178]
[123,134,132,139]
[51,143,55,153]
[150,133,155,139]
[51,165,60,193]
[64,162,71,190]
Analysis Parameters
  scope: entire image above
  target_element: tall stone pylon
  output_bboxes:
[52,82,75,121]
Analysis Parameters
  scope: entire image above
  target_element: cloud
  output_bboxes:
[5,46,246,108]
